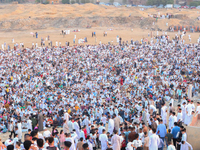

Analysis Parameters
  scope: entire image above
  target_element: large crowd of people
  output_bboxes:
[0,35,199,150]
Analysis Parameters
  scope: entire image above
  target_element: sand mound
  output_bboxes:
[0,4,199,31]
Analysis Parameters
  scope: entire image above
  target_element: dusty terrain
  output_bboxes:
[0,4,200,46]
[0,4,200,30]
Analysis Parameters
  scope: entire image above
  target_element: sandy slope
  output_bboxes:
[0,4,200,46]
[0,4,199,30]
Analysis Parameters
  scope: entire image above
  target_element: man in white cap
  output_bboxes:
[43,127,51,138]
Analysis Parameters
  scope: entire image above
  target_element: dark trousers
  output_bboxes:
[178,95,181,102]
[173,138,177,148]
[96,138,100,148]
[153,111,157,117]
[177,144,181,150]
[178,121,182,127]
[10,130,15,138]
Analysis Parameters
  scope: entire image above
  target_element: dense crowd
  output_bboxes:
[0,36,199,150]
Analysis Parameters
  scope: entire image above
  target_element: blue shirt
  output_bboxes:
[172,126,180,138]
[156,124,167,137]
[177,89,182,96]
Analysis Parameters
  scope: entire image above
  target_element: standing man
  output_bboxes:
[161,104,167,125]
[35,32,38,38]
[74,118,80,138]
[111,130,121,150]
[168,111,174,130]
[149,128,160,150]
[177,88,182,103]
[108,116,114,135]
[171,122,180,148]
[156,119,166,148]
[64,110,70,124]
[142,107,148,126]
[188,83,193,99]
[38,110,43,131]
[63,110,69,133]
[99,129,108,150]
[65,132,77,150]
[113,114,120,132]
[177,109,183,126]
[181,102,186,123]
[63,120,69,134]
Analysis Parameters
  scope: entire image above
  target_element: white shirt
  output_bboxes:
[167,145,176,150]
[99,134,108,150]
[180,141,193,150]
[132,139,142,148]
[177,112,183,122]
[126,142,133,150]
[196,106,200,114]
[43,130,51,138]
[65,133,77,150]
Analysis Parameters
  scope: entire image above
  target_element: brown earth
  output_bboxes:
[0,4,199,31]
[0,4,200,47]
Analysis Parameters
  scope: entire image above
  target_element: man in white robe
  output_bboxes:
[173,112,177,123]
[188,84,193,99]
[27,118,32,131]
[99,129,108,150]
[177,109,183,126]
[161,104,167,125]
[108,116,114,135]
[180,128,193,150]
[64,111,70,123]
[184,101,192,124]
[149,128,160,150]
[63,120,69,134]
[79,128,86,141]
[82,116,90,134]
[196,102,200,114]
[65,132,78,150]
[111,130,121,150]
[181,102,186,122]
[68,118,74,133]
[74,119,80,138]
[17,121,22,141]
[168,112,174,130]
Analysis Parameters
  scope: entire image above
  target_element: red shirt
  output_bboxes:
[122,139,126,147]
[120,78,123,85]
[83,129,87,138]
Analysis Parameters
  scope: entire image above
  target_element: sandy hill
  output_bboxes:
[0,4,199,31]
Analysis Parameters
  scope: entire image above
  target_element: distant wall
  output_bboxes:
[186,126,200,150]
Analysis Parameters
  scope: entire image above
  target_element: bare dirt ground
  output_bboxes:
[0,4,200,47]
[1,27,200,48]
